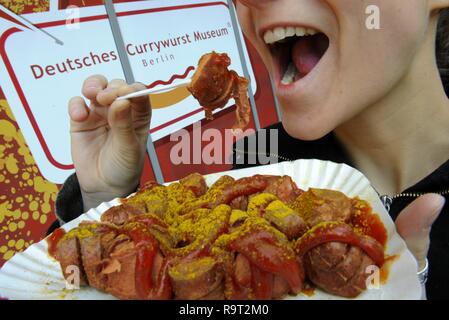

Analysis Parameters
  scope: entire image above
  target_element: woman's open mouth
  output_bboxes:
[263,26,330,86]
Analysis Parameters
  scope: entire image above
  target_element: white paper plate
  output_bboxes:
[0,159,422,300]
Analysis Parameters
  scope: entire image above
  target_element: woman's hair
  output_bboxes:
[437,9,449,96]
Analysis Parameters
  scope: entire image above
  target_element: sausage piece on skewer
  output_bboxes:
[188,52,251,130]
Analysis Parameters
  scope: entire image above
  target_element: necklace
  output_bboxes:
[380,190,449,212]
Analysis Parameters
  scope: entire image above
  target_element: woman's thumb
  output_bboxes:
[395,193,445,269]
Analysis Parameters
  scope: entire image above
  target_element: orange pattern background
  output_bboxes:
[0,0,55,268]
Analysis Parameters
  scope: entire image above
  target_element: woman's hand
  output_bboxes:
[395,193,445,293]
[68,75,151,211]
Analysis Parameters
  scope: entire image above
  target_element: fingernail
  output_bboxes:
[85,81,99,89]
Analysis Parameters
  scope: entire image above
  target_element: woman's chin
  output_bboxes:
[281,113,333,141]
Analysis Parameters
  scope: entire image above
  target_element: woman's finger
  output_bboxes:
[68,96,89,122]
[107,79,127,89]
[96,87,119,107]
[81,74,108,103]
[68,96,106,133]
[395,193,445,269]
[94,79,128,116]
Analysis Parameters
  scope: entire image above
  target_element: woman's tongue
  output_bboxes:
[291,36,321,80]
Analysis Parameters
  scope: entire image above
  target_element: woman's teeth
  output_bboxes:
[263,26,319,44]
[281,63,299,85]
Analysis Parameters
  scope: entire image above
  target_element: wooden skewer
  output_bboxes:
[116,78,192,101]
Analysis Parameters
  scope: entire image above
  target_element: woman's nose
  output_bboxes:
[237,0,273,8]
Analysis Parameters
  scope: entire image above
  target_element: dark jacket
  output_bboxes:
[52,122,449,299]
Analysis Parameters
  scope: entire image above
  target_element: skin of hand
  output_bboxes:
[68,75,151,211]
[396,193,445,299]
[395,194,445,271]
